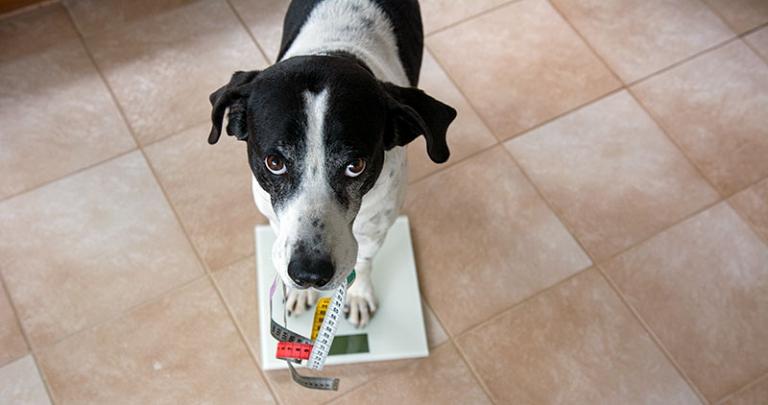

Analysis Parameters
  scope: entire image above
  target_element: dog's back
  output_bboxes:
[278,0,424,86]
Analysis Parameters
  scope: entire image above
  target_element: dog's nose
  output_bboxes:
[287,255,334,288]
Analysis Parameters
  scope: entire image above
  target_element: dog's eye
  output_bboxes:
[344,158,366,178]
[265,155,287,175]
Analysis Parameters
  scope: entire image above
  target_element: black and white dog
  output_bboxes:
[208,0,456,327]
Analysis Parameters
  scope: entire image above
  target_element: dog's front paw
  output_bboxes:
[344,275,377,328]
[285,288,318,316]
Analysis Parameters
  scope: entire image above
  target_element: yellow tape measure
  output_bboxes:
[311,297,331,341]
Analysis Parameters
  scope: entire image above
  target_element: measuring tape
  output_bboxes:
[268,271,355,390]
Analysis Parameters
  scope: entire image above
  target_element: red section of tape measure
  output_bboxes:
[276,342,313,361]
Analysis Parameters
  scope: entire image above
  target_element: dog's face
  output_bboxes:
[209,56,456,290]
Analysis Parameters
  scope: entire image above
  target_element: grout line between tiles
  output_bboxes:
[454,267,592,341]
[743,37,768,67]
[224,0,273,64]
[726,196,768,247]
[28,274,207,351]
[595,265,710,404]
[0,275,34,366]
[716,369,768,404]
[544,0,624,85]
[451,340,500,404]
[424,0,519,39]
[205,271,283,405]
[30,352,58,405]
[0,147,138,205]
[623,36,739,87]
[0,0,58,20]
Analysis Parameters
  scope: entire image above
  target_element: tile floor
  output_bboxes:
[0,0,767,403]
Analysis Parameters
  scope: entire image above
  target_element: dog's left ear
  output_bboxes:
[381,82,457,163]
[208,70,260,144]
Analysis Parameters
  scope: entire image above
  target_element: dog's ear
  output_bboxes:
[381,82,457,163]
[208,70,260,144]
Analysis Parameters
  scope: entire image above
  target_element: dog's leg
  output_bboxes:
[344,258,377,328]
[285,288,319,316]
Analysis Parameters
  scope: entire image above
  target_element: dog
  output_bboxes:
[208,0,456,327]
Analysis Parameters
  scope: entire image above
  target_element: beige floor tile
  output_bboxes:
[551,0,733,83]
[427,0,620,140]
[37,278,275,404]
[0,152,203,348]
[457,269,699,404]
[0,356,51,405]
[404,147,591,335]
[723,374,768,405]
[333,343,491,405]
[420,0,511,34]
[604,203,768,402]
[506,91,719,260]
[63,0,199,36]
[730,178,768,243]
[211,256,261,361]
[632,41,768,196]
[702,0,768,34]
[71,0,268,145]
[0,5,135,200]
[0,280,27,368]
[407,50,497,182]
[229,0,289,63]
[745,26,768,61]
[145,124,266,271]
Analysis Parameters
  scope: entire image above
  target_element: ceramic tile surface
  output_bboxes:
[0,356,51,405]
[37,278,274,404]
[506,91,719,260]
[458,269,699,404]
[0,281,26,368]
[604,203,768,401]
[427,0,620,140]
[228,0,290,62]
[333,343,492,405]
[71,0,268,144]
[0,5,135,200]
[745,26,768,61]
[407,50,497,182]
[632,41,768,195]
[551,0,733,82]
[702,0,768,34]
[145,124,266,271]
[729,178,768,243]
[0,152,203,347]
[404,147,592,335]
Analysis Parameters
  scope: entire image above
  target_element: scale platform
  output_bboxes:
[256,216,429,370]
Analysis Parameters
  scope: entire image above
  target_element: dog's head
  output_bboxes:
[209,55,456,290]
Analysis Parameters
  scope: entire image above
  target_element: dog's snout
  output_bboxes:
[287,255,334,288]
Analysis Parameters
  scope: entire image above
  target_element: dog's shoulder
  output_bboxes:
[277,0,423,86]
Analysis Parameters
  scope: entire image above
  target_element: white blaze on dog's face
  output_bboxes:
[207,55,456,290]
[269,89,360,290]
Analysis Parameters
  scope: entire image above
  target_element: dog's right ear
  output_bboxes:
[208,70,260,144]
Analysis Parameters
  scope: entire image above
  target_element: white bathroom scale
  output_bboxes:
[256,216,429,370]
